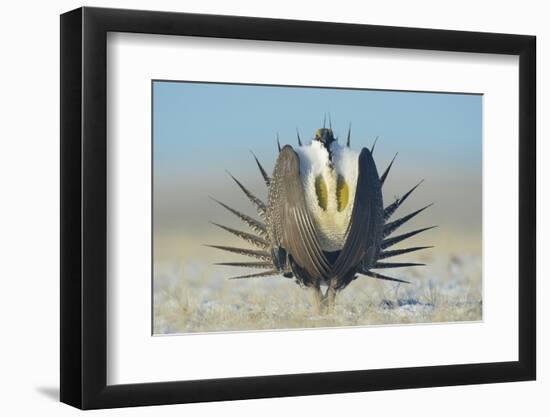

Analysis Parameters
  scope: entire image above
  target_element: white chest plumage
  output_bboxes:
[295,141,360,251]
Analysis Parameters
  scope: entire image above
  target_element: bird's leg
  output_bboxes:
[325,281,336,314]
[312,285,324,315]
[313,283,336,315]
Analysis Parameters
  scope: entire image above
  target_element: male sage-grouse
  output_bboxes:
[208,124,434,313]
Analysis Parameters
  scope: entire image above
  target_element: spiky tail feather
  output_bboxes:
[210,197,267,237]
[371,261,425,269]
[204,244,272,261]
[362,270,411,284]
[381,226,437,250]
[378,246,433,260]
[209,222,268,249]
[383,203,433,237]
[384,180,424,220]
[250,152,271,187]
[380,153,398,186]
[226,171,267,218]
[228,270,280,280]
[216,261,275,269]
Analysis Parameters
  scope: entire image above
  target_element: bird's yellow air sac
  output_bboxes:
[315,176,328,210]
[336,175,349,212]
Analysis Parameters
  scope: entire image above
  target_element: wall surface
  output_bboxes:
[0,0,545,415]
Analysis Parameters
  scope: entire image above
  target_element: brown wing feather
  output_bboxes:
[268,145,331,282]
[332,147,384,286]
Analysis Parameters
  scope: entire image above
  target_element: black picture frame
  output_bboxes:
[60,6,536,410]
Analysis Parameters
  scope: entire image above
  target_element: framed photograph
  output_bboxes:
[60,6,536,409]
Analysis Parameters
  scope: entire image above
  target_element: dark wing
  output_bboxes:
[267,145,331,281]
[332,147,384,286]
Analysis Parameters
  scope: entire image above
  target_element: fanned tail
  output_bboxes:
[211,129,435,288]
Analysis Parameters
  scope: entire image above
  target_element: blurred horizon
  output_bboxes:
[153,80,482,242]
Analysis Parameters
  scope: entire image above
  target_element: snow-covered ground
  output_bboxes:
[153,234,482,334]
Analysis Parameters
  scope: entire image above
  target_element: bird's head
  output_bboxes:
[314,128,336,149]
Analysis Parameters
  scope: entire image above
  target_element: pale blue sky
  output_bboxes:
[153,81,481,180]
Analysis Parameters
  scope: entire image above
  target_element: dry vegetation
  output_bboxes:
[153,232,482,334]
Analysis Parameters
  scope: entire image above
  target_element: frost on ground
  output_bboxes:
[153,234,482,334]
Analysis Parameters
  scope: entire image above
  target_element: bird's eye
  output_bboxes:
[336,175,349,212]
[315,176,328,211]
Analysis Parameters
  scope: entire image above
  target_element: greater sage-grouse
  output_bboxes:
[208,124,434,313]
